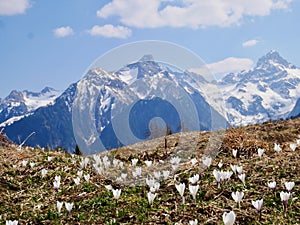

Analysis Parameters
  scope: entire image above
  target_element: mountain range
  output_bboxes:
[1,50,300,152]
[215,50,300,125]
[0,87,62,127]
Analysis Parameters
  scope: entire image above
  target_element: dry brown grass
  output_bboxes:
[0,118,299,224]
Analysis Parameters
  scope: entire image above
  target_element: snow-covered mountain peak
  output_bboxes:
[217,51,300,126]
[116,56,163,85]
[256,50,296,70]
[0,87,62,127]
[6,90,24,102]
[139,54,155,62]
[23,88,62,111]
[41,86,56,94]
[91,67,108,75]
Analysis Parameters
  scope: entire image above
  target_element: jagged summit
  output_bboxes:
[256,50,296,69]
[0,87,62,127]
[139,54,154,62]
[117,55,162,82]
[7,90,23,100]
[41,86,56,94]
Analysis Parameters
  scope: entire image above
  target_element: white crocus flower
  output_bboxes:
[162,170,170,180]
[57,201,63,214]
[230,165,237,174]
[147,192,157,205]
[232,191,244,207]
[131,158,138,166]
[53,175,61,191]
[232,149,238,158]
[267,181,276,192]
[190,158,198,166]
[218,161,223,168]
[41,168,48,178]
[236,166,243,174]
[189,184,199,202]
[29,162,35,168]
[5,220,18,225]
[170,156,181,165]
[280,191,290,202]
[289,143,296,151]
[79,159,85,168]
[274,143,282,152]
[119,161,124,168]
[189,174,199,184]
[280,191,290,216]
[154,182,160,192]
[77,170,83,178]
[189,219,198,225]
[102,155,109,162]
[223,211,236,225]
[175,183,185,197]
[112,189,121,201]
[149,185,157,193]
[132,167,142,178]
[257,148,264,157]
[80,157,90,168]
[146,178,156,188]
[103,158,111,168]
[55,175,61,182]
[146,178,160,192]
[238,173,246,186]
[105,185,112,191]
[22,160,28,167]
[93,155,101,166]
[226,171,233,180]
[213,169,221,188]
[65,202,74,215]
[154,171,161,180]
[84,174,90,182]
[175,183,185,204]
[144,160,152,167]
[73,177,80,186]
[112,158,119,167]
[47,156,53,162]
[252,199,263,213]
[94,165,103,175]
[120,173,127,180]
[150,182,160,193]
[172,164,179,171]
[221,170,233,181]
[202,156,212,167]
[285,181,295,192]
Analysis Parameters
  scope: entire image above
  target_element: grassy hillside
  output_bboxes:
[0,118,300,224]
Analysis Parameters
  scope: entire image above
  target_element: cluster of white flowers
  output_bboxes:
[213,169,233,188]
[9,137,299,224]
[56,201,73,215]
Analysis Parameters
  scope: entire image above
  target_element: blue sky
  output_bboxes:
[0,0,299,98]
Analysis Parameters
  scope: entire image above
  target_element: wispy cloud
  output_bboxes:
[190,57,254,76]
[0,0,31,16]
[53,26,74,38]
[88,24,132,39]
[243,39,259,47]
[96,0,294,29]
